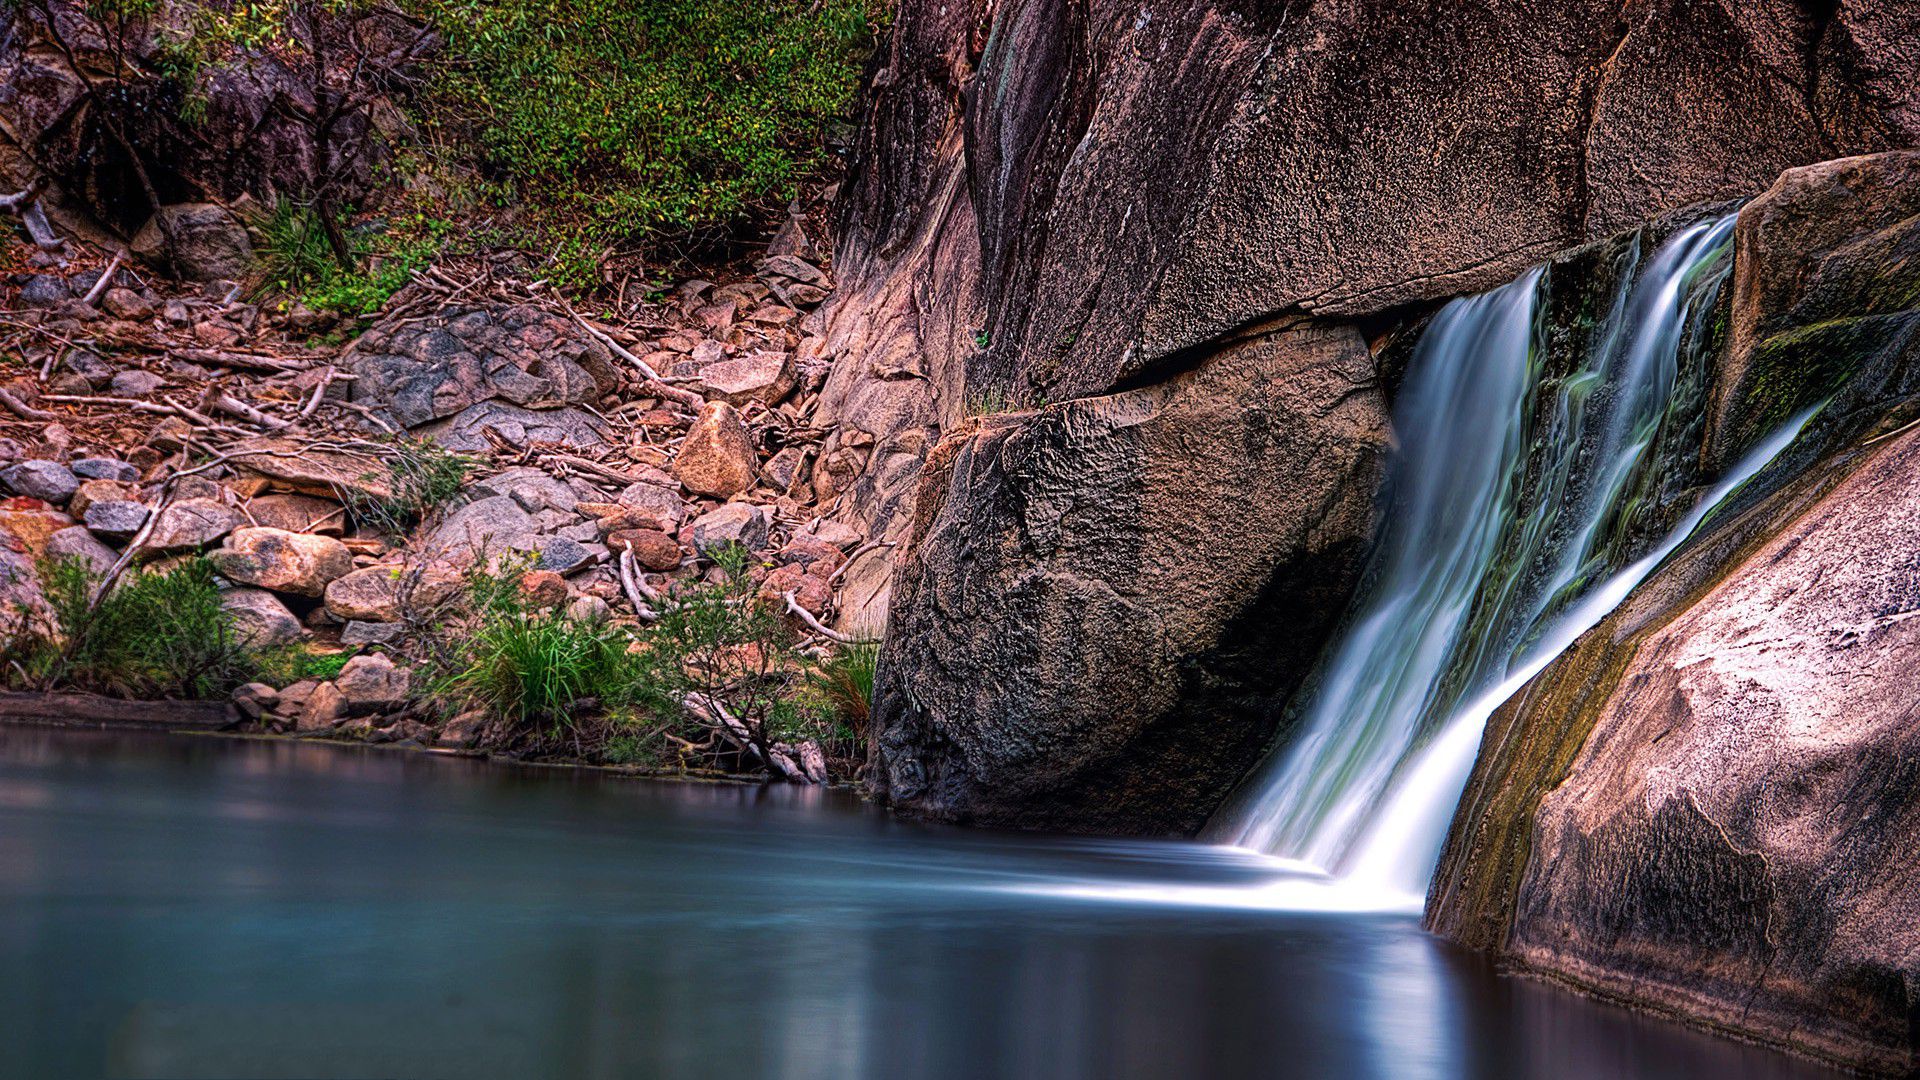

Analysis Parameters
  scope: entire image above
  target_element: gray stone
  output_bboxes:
[334,653,411,715]
[107,370,166,398]
[324,564,463,623]
[340,621,405,646]
[222,588,304,646]
[348,305,619,444]
[426,496,537,559]
[565,595,610,622]
[17,275,69,307]
[614,481,686,529]
[1,460,79,504]
[208,527,354,597]
[231,682,279,720]
[70,458,140,483]
[473,467,580,513]
[82,500,149,543]
[695,350,797,407]
[131,203,254,281]
[535,535,594,575]
[688,502,770,555]
[44,526,118,574]
[62,350,115,388]
[138,498,243,553]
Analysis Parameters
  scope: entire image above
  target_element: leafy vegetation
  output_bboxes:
[433,559,636,735]
[257,203,451,315]
[352,437,479,533]
[6,557,258,699]
[421,545,863,776]
[411,0,888,282]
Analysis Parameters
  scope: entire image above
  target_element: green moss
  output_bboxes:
[1741,312,1920,436]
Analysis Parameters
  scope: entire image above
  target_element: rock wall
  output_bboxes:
[1429,151,1920,1075]
[829,0,1920,830]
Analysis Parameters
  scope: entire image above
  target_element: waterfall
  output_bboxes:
[1208,214,1767,888]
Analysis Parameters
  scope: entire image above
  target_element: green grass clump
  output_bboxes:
[12,557,258,700]
[255,645,353,686]
[258,202,451,315]
[434,559,636,734]
[810,640,877,730]
[412,0,887,283]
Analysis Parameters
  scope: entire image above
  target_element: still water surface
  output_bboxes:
[0,728,1838,1080]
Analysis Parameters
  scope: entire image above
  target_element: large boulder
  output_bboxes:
[1432,427,1920,1076]
[1706,151,1920,469]
[348,306,619,451]
[871,321,1388,833]
[815,0,1920,630]
[130,204,253,281]
[208,527,353,597]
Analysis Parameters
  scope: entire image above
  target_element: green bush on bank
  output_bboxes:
[8,557,257,700]
[412,0,887,282]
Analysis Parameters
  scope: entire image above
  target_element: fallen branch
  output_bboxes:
[0,386,52,421]
[0,183,62,250]
[214,392,292,430]
[783,590,856,644]
[80,250,127,308]
[616,547,660,623]
[543,287,705,409]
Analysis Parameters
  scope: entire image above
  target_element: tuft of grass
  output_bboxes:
[16,557,258,700]
[435,558,635,734]
[258,202,451,315]
[810,640,878,730]
[354,437,479,533]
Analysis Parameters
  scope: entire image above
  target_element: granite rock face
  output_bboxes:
[871,321,1388,833]
[1434,429,1920,1076]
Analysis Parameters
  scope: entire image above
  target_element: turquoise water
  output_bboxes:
[0,727,1836,1079]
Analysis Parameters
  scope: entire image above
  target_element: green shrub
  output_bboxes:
[352,437,479,533]
[810,640,877,729]
[435,558,636,734]
[411,0,888,281]
[21,556,257,699]
[255,644,353,685]
[258,202,451,315]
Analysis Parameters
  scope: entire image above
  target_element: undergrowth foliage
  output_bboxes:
[413,0,888,282]
[8,557,256,699]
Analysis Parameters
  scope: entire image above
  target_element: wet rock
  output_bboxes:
[674,401,758,498]
[70,458,140,483]
[139,498,245,553]
[688,502,769,555]
[324,564,462,623]
[131,204,255,281]
[222,587,305,646]
[334,654,411,715]
[208,527,353,597]
[1,460,78,504]
[82,500,150,543]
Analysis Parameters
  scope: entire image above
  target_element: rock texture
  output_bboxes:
[872,321,1387,833]
[1435,429,1920,1076]
[830,0,1920,831]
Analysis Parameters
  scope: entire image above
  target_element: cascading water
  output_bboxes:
[1205,213,1779,892]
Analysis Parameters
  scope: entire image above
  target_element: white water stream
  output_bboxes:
[1019,214,1814,913]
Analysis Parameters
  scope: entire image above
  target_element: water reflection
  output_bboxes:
[0,729,1838,1080]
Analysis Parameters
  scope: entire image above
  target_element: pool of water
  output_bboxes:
[0,727,1839,1080]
